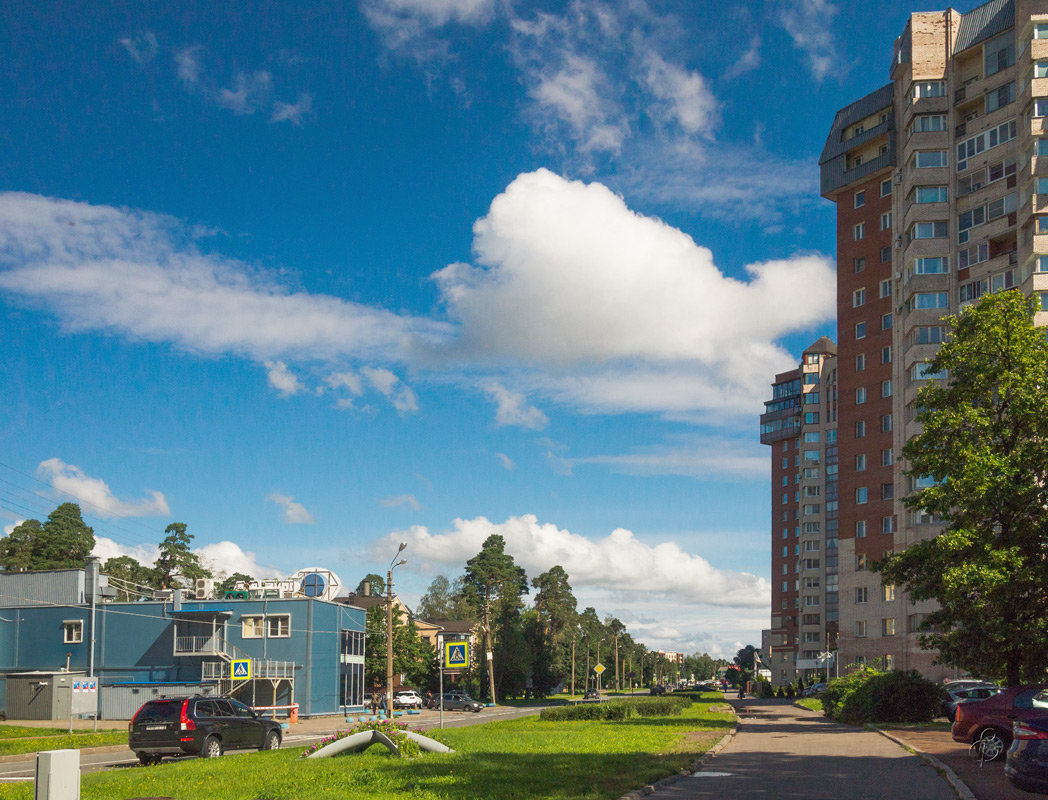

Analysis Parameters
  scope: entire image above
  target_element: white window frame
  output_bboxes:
[242,615,264,639]
[267,614,291,638]
[62,620,83,644]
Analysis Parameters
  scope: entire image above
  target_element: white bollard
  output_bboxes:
[35,749,80,800]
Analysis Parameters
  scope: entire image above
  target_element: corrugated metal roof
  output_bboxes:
[819,83,895,165]
[954,0,1013,53]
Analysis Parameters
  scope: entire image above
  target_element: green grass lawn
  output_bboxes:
[795,698,823,712]
[0,694,734,800]
[0,726,128,756]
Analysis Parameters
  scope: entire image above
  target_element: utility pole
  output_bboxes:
[386,542,407,715]
[484,592,496,704]
[570,631,576,696]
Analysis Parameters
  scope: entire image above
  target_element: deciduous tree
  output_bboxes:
[876,291,1048,686]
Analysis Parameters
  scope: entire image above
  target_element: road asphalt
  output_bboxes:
[635,699,958,800]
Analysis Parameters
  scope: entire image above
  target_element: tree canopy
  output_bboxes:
[875,291,1048,686]
[0,503,95,571]
[154,522,211,588]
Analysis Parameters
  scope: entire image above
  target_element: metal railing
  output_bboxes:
[202,659,295,680]
[174,635,223,655]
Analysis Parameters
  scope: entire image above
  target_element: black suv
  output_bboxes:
[129,696,282,764]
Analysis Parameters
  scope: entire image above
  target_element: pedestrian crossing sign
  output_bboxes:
[232,659,251,680]
[444,641,469,669]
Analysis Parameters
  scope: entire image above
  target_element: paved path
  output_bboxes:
[643,700,957,800]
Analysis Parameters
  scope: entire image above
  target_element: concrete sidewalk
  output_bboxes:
[636,700,958,800]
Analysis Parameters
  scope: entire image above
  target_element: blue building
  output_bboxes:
[0,564,366,718]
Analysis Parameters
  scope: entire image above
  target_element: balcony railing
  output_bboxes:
[175,635,224,656]
[202,660,295,681]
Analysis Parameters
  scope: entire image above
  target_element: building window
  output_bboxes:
[881,346,892,364]
[881,178,892,197]
[984,30,1014,77]
[856,553,868,570]
[879,279,891,298]
[881,380,892,398]
[882,618,897,637]
[911,326,947,345]
[856,620,867,638]
[881,482,894,500]
[267,615,291,638]
[885,654,895,669]
[913,150,947,168]
[882,515,896,534]
[853,288,866,307]
[856,353,866,371]
[882,449,894,466]
[883,584,896,602]
[880,211,892,230]
[911,256,948,276]
[855,454,867,471]
[856,487,868,504]
[854,256,866,273]
[856,387,867,404]
[856,322,866,339]
[855,190,866,208]
[909,292,949,311]
[914,186,947,203]
[855,420,866,438]
[62,620,83,644]
[912,80,946,100]
[881,414,893,433]
[881,245,891,263]
[855,587,868,604]
[882,313,892,330]
[910,221,948,240]
[909,114,947,135]
[242,616,264,639]
[804,412,820,424]
[854,222,866,240]
[856,520,867,537]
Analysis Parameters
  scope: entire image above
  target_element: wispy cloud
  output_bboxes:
[782,0,843,82]
[361,367,418,414]
[495,452,515,470]
[119,31,159,65]
[265,361,306,397]
[271,92,313,125]
[483,382,548,430]
[37,458,170,518]
[267,493,316,524]
[381,494,422,511]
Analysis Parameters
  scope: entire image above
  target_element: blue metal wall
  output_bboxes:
[0,598,366,717]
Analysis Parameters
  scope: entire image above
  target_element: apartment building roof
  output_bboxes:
[955,0,1013,54]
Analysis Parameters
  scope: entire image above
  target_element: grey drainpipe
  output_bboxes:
[304,600,313,717]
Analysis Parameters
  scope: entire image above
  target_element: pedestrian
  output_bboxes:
[738,684,745,699]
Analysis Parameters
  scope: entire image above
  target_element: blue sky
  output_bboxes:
[0,0,957,658]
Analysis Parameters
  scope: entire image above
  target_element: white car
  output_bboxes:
[394,690,423,709]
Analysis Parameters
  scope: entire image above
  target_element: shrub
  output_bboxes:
[539,696,690,722]
[821,668,945,724]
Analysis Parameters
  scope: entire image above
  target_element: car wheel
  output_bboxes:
[973,728,1008,761]
[202,736,223,758]
[261,730,281,751]
[137,752,159,766]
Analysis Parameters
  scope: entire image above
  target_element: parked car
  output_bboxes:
[426,692,482,712]
[1006,716,1048,793]
[651,685,667,695]
[803,683,828,697]
[583,688,600,700]
[129,696,281,764]
[952,685,1048,758]
[941,683,1000,722]
[394,690,423,709]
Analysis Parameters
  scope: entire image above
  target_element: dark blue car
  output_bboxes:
[1006,717,1048,794]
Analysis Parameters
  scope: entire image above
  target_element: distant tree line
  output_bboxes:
[362,532,729,702]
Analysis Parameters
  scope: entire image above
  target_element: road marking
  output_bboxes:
[691,772,734,778]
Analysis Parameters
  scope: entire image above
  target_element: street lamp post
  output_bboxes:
[387,542,408,716]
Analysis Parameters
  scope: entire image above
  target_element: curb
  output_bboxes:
[616,709,739,800]
[872,727,977,800]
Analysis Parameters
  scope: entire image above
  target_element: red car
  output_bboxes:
[951,685,1048,758]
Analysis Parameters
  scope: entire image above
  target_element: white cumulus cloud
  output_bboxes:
[376,513,769,608]
[430,169,834,416]
[361,366,419,414]
[37,458,170,518]
[267,493,316,524]
[265,361,306,397]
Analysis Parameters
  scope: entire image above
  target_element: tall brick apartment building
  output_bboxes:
[766,0,1048,680]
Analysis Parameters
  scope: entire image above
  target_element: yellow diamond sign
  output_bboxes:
[594,663,605,675]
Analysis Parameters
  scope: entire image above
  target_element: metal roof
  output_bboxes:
[954,0,1013,53]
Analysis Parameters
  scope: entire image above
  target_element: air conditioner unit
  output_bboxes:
[153,589,173,601]
[195,579,215,600]
[893,169,903,185]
